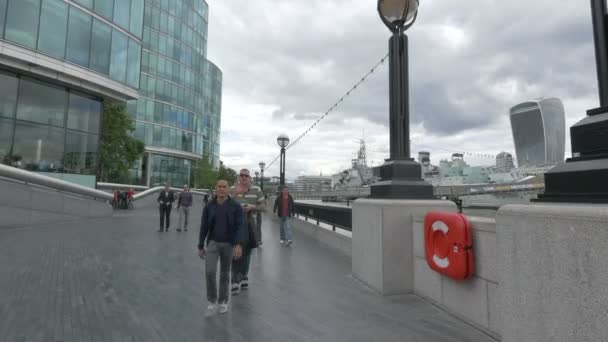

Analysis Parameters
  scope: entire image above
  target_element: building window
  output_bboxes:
[113,0,130,30]
[126,39,141,89]
[12,121,65,172]
[89,19,112,75]
[16,77,67,127]
[93,0,113,19]
[0,71,18,118]
[109,29,128,83]
[64,130,98,174]
[130,0,143,38]
[66,6,92,68]
[67,92,101,134]
[0,118,13,164]
[5,0,41,49]
[37,0,68,59]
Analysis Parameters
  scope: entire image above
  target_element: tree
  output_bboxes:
[218,162,238,185]
[98,103,145,183]
[191,154,218,189]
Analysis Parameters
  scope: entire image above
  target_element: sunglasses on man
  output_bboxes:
[239,174,250,178]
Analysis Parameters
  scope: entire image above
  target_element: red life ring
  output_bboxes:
[424,211,474,280]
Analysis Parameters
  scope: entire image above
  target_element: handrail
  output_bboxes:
[132,186,209,201]
[0,164,113,201]
[97,182,149,191]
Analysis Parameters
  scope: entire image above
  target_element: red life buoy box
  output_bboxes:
[424,211,474,280]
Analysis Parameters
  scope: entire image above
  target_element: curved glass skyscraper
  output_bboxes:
[127,0,222,187]
[0,0,144,187]
[509,98,566,167]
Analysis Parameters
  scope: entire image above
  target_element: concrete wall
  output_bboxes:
[412,214,500,339]
[497,204,608,342]
[290,217,352,258]
[0,177,112,228]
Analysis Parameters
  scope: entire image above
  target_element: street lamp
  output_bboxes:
[277,134,290,186]
[259,161,266,192]
[370,0,433,199]
[535,0,608,203]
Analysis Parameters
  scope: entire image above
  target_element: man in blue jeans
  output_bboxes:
[198,180,244,316]
[273,186,295,246]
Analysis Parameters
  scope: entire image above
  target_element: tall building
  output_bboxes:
[127,0,222,186]
[509,98,565,167]
[0,0,144,187]
[495,152,515,172]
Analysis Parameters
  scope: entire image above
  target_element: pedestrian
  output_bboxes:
[177,184,193,232]
[203,194,209,206]
[198,180,244,315]
[157,183,175,232]
[230,168,265,295]
[274,186,295,246]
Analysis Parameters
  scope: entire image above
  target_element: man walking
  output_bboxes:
[274,186,295,246]
[157,183,175,232]
[230,168,265,295]
[198,180,243,315]
[177,184,193,232]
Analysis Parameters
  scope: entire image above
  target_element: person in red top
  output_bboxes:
[273,186,295,246]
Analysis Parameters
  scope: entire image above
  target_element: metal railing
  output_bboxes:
[132,186,209,201]
[0,164,113,201]
[97,182,149,191]
[293,201,352,232]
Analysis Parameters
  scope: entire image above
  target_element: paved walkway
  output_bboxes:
[0,207,495,342]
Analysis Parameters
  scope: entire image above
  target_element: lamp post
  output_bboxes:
[370,0,433,199]
[255,171,259,186]
[259,161,266,192]
[535,0,608,203]
[277,134,290,186]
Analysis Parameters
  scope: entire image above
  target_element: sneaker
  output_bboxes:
[158,228,163,232]
[286,240,293,246]
[177,228,182,232]
[206,303,217,316]
[241,279,248,290]
[231,283,240,295]
[280,240,285,245]
[258,241,263,246]
[218,303,229,314]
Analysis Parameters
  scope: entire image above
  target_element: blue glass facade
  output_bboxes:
[0,0,146,185]
[0,0,143,89]
[127,0,222,186]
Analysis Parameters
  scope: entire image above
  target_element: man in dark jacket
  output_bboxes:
[157,183,175,232]
[273,186,295,246]
[198,179,244,315]
[177,184,193,232]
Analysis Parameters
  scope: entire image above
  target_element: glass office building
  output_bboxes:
[126,0,222,187]
[0,0,144,186]
[509,98,566,167]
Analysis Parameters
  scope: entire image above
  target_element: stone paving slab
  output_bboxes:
[0,208,496,342]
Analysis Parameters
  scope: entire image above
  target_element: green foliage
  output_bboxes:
[98,103,145,182]
[191,154,218,189]
[218,163,238,185]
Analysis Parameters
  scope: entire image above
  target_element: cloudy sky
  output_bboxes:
[206,0,597,181]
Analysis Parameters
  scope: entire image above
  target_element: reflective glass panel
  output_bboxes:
[93,0,113,19]
[67,92,101,133]
[5,0,40,49]
[113,0,130,29]
[65,130,98,174]
[109,29,128,83]
[38,0,68,59]
[17,78,67,127]
[66,6,92,67]
[0,118,13,164]
[0,71,18,118]
[13,121,65,172]
[90,19,112,75]
[126,40,142,88]
[130,0,143,38]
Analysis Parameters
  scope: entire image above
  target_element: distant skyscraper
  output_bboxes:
[509,98,565,167]
[495,152,515,172]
